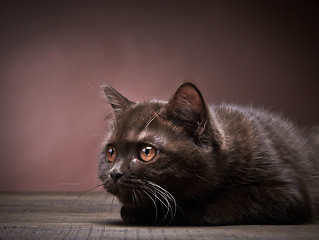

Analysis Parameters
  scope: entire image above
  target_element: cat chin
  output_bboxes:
[117,191,156,208]
[104,188,131,206]
[116,193,136,207]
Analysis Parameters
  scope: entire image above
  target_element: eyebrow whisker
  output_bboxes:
[144,112,159,129]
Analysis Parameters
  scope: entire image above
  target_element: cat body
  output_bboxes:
[99,82,319,225]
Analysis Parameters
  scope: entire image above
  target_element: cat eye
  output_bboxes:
[106,145,116,163]
[139,145,157,162]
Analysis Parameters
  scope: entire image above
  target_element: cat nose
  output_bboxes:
[110,170,123,183]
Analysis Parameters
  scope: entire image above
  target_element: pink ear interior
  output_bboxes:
[171,83,205,116]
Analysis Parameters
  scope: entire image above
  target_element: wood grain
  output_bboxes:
[0,192,318,240]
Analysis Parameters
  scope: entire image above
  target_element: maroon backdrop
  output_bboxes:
[0,1,318,191]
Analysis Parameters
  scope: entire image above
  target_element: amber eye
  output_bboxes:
[139,145,157,162]
[106,145,116,163]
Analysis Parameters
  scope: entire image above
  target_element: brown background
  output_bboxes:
[0,0,318,192]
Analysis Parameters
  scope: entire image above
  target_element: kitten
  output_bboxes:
[99,82,319,225]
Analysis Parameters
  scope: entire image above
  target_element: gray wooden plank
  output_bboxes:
[0,193,318,240]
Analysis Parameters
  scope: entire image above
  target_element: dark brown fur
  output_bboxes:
[99,82,319,225]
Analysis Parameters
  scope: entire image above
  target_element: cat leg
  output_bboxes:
[120,206,155,224]
[120,206,139,224]
[121,204,174,225]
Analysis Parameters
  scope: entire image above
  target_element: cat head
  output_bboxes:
[99,82,222,207]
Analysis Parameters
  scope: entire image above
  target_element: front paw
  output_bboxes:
[121,205,158,225]
[120,206,140,224]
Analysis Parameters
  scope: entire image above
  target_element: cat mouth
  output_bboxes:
[104,178,177,209]
[104,183,119,195]
[102,179,135,204]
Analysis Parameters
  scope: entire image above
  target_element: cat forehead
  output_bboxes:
[121,101,164,125]
[109,101,169,143]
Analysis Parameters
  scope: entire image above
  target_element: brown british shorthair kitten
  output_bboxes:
[99,82,319,225]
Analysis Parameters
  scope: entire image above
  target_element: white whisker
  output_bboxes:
[193,173,216,187]
[144,112,159,129]
[143,180,177,225]
[142,189,159,225]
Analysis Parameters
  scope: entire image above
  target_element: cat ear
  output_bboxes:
[166,82,208,136]
[102,84,134,113]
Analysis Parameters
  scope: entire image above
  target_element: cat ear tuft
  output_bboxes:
[166,82,208,136]
[102,84,133,113]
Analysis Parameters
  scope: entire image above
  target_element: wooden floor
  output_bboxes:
[0,192,318,240]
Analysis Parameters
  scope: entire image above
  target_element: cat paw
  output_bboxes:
[120,206,140,224]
